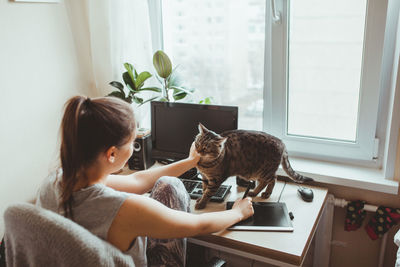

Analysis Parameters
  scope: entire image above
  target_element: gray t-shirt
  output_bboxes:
[36,169,147,267]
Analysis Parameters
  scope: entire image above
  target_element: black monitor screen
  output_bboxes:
[151,101,238,160]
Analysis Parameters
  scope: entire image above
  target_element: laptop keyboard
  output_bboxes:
[181,179,231,202]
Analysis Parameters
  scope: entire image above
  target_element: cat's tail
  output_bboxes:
[281,150,313,183]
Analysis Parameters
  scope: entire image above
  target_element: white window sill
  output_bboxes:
[277,157,399,195]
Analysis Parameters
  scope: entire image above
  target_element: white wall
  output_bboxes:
[0,0,91,236]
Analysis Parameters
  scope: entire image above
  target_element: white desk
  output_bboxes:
[188,177,328,267]
[121,164,328,266]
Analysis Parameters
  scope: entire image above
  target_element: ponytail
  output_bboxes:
[59,96,135,218]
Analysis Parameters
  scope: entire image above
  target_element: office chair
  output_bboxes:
[3,203,134,267]
[3,203,226,267]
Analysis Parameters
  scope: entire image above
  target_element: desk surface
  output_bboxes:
[122,164,328,267]
[189,177,328,267]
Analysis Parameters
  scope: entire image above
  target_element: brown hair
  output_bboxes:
[59,96,136,218]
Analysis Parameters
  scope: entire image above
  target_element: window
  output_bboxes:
[161,0,266,131]
[267,0,389,163]
[149,0,400,174]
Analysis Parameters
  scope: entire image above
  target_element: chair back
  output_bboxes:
[4,203,134,267]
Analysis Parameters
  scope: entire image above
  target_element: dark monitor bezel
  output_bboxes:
[150,101,238,161]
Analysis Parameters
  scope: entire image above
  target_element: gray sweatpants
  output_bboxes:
[147,176,191,267]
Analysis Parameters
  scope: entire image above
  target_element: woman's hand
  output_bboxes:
[232,197,254,221]
[187,142,200,166]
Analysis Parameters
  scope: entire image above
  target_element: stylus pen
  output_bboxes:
[242,183,252,199]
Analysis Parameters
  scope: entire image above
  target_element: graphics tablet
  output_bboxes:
[226,202,294,231]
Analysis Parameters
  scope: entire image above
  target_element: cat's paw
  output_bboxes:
[195,201,207,210]
[261,192,271,199]
[247,191,258,197]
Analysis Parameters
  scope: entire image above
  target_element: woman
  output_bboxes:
[36,96,253,267]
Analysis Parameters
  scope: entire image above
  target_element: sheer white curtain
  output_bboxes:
[66,0,154,127]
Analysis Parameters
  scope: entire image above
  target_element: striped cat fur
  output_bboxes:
[194,123,313,209]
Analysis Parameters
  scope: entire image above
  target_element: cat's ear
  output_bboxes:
[219,137,228,148]
[198,123,209,134]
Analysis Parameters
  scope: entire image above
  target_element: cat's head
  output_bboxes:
[194,123,227,159]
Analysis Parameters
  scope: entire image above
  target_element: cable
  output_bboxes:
[277,181,287,203]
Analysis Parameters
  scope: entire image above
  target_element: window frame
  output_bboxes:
[149,0,400,182]
[265,0,389,164]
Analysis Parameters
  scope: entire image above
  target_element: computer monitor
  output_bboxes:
[151,101,238,161]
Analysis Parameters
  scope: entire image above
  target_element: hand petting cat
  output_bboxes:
[188,141,201,165]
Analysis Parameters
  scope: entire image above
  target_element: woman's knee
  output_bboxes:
[151,176,190,211]
[154,176,185,192]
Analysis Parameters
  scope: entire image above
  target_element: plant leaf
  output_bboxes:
[135,71,152,89]
[126,83,140,94]
[109,81,124,92]
[108,91,125,98]
[138,87,162,93]
[124,63,137,89]
[123,72,137,91]
[173,92,187,101]
[139,96,159,106]
[199,97,213,104]
[167,67,183,88]
[159,97,168,102]
[170,86,194,95]
[172,87,188,101]
[124,62,137,78]
[153,50,172,78]
[132,96,143,104]
[108,91,131,102]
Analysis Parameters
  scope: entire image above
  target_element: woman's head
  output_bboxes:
[60,95,136,218]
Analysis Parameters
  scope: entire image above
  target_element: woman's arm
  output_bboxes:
[106,142,200,194]
[107,195,254,251]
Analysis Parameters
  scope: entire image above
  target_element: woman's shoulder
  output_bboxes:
[36,168,63,213]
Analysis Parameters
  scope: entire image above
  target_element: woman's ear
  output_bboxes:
[105,146,117,163]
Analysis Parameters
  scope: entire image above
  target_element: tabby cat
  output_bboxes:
[194,123,313,209]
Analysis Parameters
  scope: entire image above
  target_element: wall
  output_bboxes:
[0,0,92,236]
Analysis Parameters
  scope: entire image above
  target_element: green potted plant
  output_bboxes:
[152,50,194,102]
[108,50,195,105]
[108,50,194,105]
[108,63,161,105]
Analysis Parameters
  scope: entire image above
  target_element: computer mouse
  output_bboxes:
[297,187,314,202]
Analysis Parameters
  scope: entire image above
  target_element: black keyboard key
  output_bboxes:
[180,179,231,202]
[182,180,197,192]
